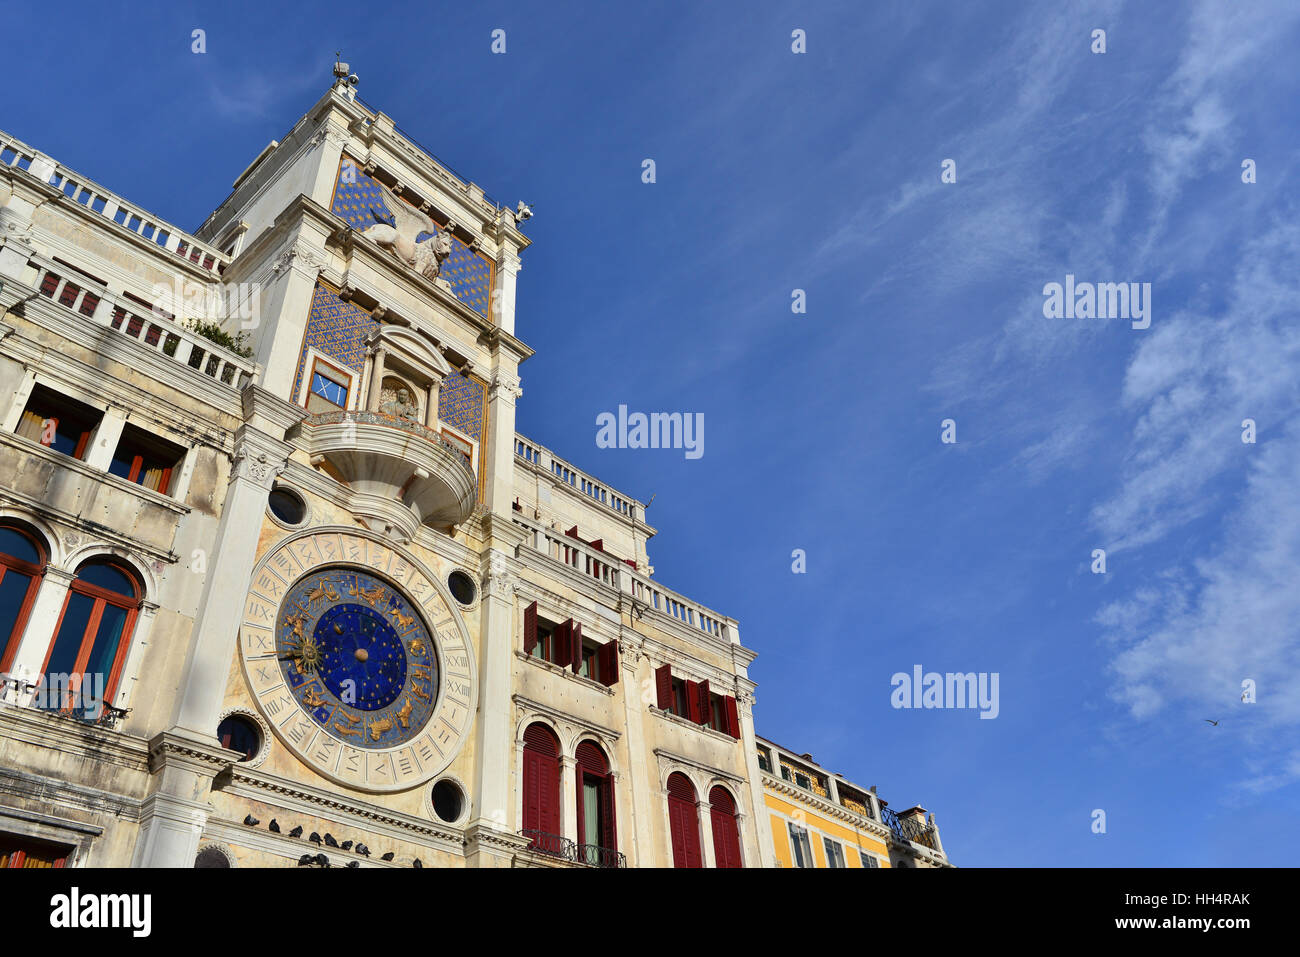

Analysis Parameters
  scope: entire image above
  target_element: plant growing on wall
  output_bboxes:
[184,319,253,357]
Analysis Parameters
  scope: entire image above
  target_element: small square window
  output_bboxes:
[306,359,350,414]
[108,423,185,495]
[15,384,100,460]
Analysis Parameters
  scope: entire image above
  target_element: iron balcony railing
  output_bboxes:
[519,830,627,868]
[880,805,938,851]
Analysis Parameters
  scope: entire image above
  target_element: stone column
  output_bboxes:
[170,425,291,735]
[82,405,127,471]
[467,543,525,844]
[616,631,654,866]
[698,800,716,868]
[367,345,386,412]
[426,376,441,429]
[560,755,578,845]
[4,566,75,697]
[736,686,779,868]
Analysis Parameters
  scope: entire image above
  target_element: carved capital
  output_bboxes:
[231,443,287,490]
[489,371,522,403]
[481,552,517,600]
[270,241,324,279]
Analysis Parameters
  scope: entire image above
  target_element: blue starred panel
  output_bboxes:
[290,283,378,411]
[331,154,494,315]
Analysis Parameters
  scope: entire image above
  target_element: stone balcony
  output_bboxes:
[296,410,476,539]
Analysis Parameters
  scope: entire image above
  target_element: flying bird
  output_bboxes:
[243,815,259,827]
[1205,719,1220,726]
[289,825,303,839]
[268,819,280,833]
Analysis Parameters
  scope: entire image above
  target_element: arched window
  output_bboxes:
[40,558,141,714]
[575,740,617,866]
[709,785,743,868]
[0,523,48,672]
[521,722,562,853]
[667,772,702,868]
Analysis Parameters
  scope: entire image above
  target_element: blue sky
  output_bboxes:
[7,0,1299,865]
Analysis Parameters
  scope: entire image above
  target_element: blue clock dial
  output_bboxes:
[276,569,438,749]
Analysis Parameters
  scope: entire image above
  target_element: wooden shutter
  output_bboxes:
[667,773,700,868]
[601,775,617,854]
[522,723,560,840]
[725,695,740,738]
[554,619,572,668]
[695,679,711,725]
[598,640,619,687]
[686,681,701,723]
[570,621,583,673]
[710,787,742,868]
[523,601,538,655]
[655,664,672,710]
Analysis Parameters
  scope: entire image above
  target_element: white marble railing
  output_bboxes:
[0,128,231,276]
[514,434,638,518]
[510,513,735,643]
[28,253,258,390]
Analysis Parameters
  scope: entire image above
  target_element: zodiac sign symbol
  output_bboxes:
[408,637,427,657]
[411,664,431,681]
[368,717,394,741]
[334,723,362,738]
[337,710,361,725]
[349,579,385,607]
[301,686,328,708]
[305,579,340,608]
[396,698,414,729]
[390,608,416,630]
[410,684,431,702]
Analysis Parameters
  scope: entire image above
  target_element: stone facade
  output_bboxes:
[0,81,775,869]
[0,79,948,870]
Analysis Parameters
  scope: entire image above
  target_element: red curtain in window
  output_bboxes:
[709,786,742,868]
[521,723,560,844]
[667,772,702,868]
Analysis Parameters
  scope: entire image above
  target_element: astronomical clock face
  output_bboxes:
[239,530,476,792]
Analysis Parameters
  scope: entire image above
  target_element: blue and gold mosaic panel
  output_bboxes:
[331,154,494,314]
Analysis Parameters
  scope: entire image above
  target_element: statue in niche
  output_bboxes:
[379,377,420,421]
[361,182,454,281]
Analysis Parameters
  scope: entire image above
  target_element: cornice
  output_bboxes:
[0,703,151,771]
[0,767,144,822]
[219,765,465,848]
[652,747,747,786]
[511,694,622,742]
[650,707,744,747]
[761,772,893,840]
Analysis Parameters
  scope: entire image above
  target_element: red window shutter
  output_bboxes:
[601,776,617,853]
[570,621,583,673]
[725,695,740,738]
[655,664,672,710]
[710,787,742,867]
[695,679,711,726]
[554,619,571,667]
[598,640,619,687]
[565,525,579,538]
[686,681,701,723]
[523,723,560,839]
[523,601,538,655]
[589,539,603,551]
[667,773,699,868]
